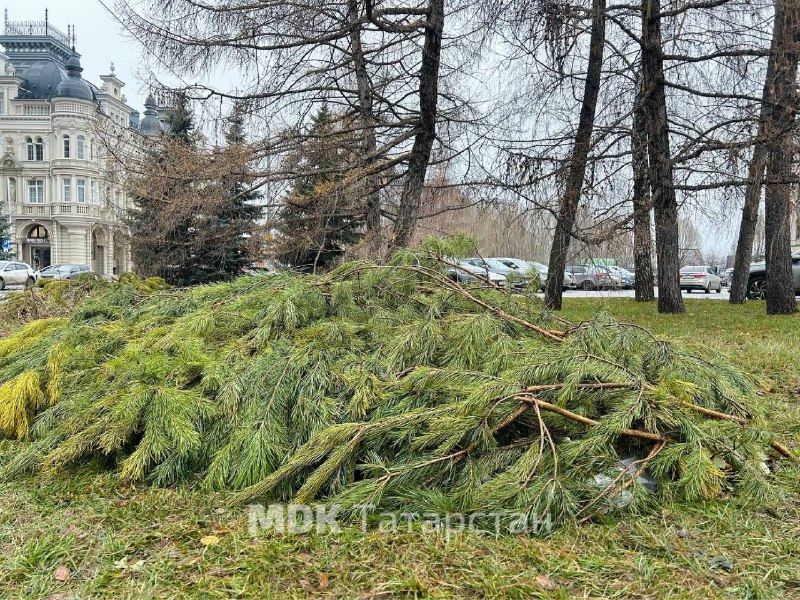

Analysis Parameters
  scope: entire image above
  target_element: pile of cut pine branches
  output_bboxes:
[0,273,169,331]
[0,235,794,527]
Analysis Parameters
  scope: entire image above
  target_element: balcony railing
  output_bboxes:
[23,204,48,216]
[14,203,105,219]
[20,104,50,116]
[54,204,100,217]
[4,20,71,47]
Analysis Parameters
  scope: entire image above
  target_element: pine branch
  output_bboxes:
[0,235,792,529]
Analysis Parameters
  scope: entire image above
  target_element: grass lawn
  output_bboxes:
[1,299,798,599]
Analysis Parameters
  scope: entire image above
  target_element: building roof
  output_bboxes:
[2,16,167,133]
[16,59,66,98]
[0,19,98,103]
[54,54,94,101]
[139,94,164,136]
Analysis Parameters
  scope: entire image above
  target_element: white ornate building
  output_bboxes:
[0,17,164,276]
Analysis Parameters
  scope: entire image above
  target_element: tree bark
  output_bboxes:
[348,0,382,250]
[730,145,769,304]
[632,74,655,302]
[641,0,684,313]
[729,30,778,304]
[763,0,799,315]
[543,0,607,310]
[388,0,444,251]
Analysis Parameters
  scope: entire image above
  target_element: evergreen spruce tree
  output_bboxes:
[128,91,196,285]
[276,102,363,272]
[128,95,261,285]
[187,104,262,284]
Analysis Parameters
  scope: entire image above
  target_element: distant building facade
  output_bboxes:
[0,15,165,275]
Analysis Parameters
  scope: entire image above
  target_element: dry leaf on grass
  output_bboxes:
[53,565,71,583]
[535,575,557,590]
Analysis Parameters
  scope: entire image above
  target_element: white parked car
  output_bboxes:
[488,257,573,290]
[489,257,547,278]
[468,257,540,289]
[447,261,508,286]
[680,265,722,293]
[0,260,37,290]
[566,264,621,290]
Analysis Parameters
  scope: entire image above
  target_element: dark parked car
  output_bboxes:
[747,253,800,299]
[609,266,635,289]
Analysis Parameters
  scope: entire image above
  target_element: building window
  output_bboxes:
[25,137,43,161]
[63,178,71,202]
[0,91,5,115]
[114,189,122,209]
[77,178,86,203]
[77,135,85,160]
[28,225,48,240]
[63,135,70,158]
[27,179,44,204]
[91,180,97,203]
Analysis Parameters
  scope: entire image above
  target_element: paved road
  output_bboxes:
[0,285,28,299]
[562,287,731,300]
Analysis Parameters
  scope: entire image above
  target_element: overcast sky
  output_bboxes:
[4,2,148,112]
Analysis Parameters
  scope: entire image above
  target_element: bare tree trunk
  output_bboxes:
[348,0,382,251]
[632,76,655,302]
[763,0,799,314]
[389,0,444,251]
[730,32,778,304]
[641,0,684,314]
[729,143,769,303]
[543,0,607,310]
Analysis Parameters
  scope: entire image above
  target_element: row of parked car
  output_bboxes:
[446,252,800,300]
[565,264,636,290]
[447,257,551,289]
[4,253,799,300]
[0,260,96,290]
[446,257,640,291]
